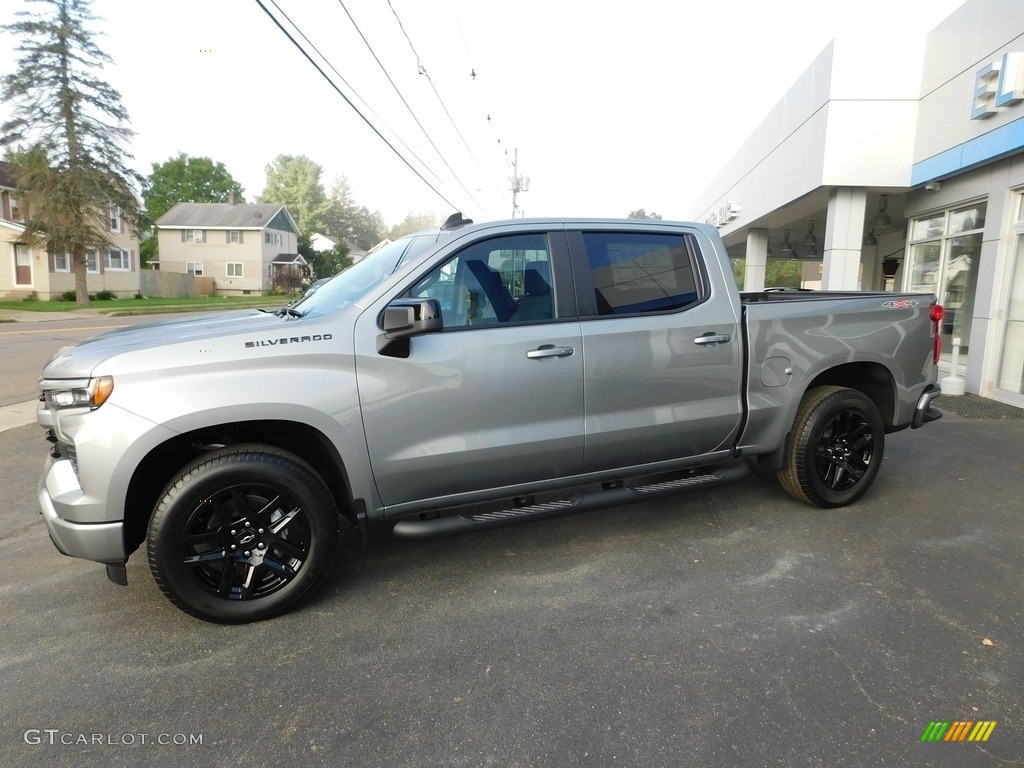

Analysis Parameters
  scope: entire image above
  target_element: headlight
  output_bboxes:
[42,376,114,410]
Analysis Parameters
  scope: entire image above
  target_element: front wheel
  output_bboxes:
[147,445,340,623]
[777,386,885,508]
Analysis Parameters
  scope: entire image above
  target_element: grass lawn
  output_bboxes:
[0,295,290,314]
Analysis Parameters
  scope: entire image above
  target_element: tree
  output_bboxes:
[731,259,804,289]
[300,232,351,281]
[325,175,387,251]
[389,212,438,240]
[628,209,663,220]
[258,154,330,237]
[2,0,143,306]
[142,153,244,265]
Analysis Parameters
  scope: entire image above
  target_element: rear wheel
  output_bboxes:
[147,445,339,623]
[778,386,885,508]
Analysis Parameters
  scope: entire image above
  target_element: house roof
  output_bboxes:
[155,202,297,231]
[271,253,307,265]
[0,161,18,189]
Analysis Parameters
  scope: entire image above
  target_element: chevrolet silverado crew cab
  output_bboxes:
[37,215,944,623]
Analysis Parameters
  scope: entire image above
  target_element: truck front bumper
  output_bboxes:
[911,384,943,429]
[38,456,126,564]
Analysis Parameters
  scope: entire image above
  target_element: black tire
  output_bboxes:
[147,445,339,623]
[777,386,885,508]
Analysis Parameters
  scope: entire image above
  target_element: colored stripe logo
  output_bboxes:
[921,721,997,742]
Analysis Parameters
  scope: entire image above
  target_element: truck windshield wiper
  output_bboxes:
[274,306,304,319]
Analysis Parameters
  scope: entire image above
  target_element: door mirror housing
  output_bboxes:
[377,298,443,357]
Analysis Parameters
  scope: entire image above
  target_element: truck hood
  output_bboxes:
[41,310,298,379]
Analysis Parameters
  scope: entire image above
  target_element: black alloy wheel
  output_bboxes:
[148,445,339,623]
[778,386,885,508]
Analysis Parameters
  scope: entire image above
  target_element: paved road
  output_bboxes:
[0,312,170,407]
[2,406,1022,767]
[0,311,241,431]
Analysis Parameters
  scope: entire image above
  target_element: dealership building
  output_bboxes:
[691,0,1024,408]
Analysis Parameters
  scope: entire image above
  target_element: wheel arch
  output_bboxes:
[804,361,897,431]
[123,420,355,557]
[754,361,897,471]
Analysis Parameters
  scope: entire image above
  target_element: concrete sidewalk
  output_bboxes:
[0,400,38,433]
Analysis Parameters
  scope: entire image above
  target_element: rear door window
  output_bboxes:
[580,232,702,315]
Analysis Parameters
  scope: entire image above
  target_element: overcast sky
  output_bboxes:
[0,0,966,228]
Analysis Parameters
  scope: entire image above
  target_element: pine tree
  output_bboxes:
[1,0,142,306]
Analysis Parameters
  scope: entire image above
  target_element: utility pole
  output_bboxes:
[509,148,530,218]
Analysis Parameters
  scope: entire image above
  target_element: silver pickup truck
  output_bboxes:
[37,216,943,622]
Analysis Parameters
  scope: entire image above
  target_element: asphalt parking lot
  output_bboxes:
[1,394,1022,767]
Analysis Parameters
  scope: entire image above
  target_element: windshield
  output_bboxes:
[290,234,439,317]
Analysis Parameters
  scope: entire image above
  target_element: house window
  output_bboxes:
[86,251,101,274]
[53,252,71,273]
[110,204,122,233]
[187,262,204,276]
[227,230,243,244]
[107,248,130,271]
[906,202,986,363]
[10,195,23,221]
[181,229,206,243]
[14,243,32,285]
[226,262,243,277]
[264,231,283,247]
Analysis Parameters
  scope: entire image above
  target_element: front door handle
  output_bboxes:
[693,333,731,347]
[527,345,575,360]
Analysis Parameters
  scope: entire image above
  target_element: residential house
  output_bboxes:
[309,232,368,267]
[155,202,305,296]
[0,161,141,299]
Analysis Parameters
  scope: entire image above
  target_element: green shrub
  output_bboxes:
[59,290,77,302]
[95,290,116,300]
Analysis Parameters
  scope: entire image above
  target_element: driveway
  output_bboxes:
[1,407,1022,767]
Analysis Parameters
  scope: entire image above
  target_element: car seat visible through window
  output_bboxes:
[514,260,553,321]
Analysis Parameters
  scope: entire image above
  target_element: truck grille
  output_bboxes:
[45,430,79,474]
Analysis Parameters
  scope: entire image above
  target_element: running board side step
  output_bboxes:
[391,461,750,540]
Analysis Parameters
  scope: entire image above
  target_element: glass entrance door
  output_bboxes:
[996,234,1024,395]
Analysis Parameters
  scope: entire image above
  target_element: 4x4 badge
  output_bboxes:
[882,299,919,308]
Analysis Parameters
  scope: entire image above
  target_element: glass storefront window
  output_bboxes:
[949,205,986,235]
[907,242,940,295]
[911,216,945,240]
[906,203,987,361]
[997,235,1024,394]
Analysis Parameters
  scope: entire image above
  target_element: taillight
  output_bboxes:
[930,303,944,364]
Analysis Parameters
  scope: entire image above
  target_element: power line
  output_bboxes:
[386,0,495,189]
[253,0,460,211]
[263,0,447,189]
[335,0,488,214]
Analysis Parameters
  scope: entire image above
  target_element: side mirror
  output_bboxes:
[376,298,443,357]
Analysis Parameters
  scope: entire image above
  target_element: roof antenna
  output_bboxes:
[441,212,473,230]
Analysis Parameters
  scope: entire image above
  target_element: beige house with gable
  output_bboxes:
[154,202,304,296]
[0,161,141,299]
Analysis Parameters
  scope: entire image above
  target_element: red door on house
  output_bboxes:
[14,244,32,286]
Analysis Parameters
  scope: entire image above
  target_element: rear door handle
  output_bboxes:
[693,333,731,347]
[527,345,575,359]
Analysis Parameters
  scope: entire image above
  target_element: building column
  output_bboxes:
[744,228,768,292]
[821,188,867,290]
